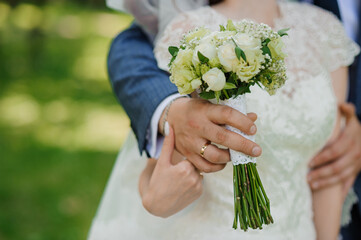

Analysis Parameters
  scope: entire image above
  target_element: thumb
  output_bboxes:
[158,122,175,165]
[340,103,356,122]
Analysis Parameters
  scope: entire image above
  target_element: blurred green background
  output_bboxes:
[0,0,133,239]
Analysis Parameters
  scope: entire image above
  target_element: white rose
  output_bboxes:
[202,68,226,91]
[234,33,261,50]
[192,42,217,66]
[217,42,238,72]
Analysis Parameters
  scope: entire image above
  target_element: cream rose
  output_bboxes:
[170,49,198,94]
[233,48,264,82]
[217,42,238,72]
[192,42,217,66]
[234,33,261,50]
[202,68,226,91]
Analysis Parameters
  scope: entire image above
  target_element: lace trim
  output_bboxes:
[219,95,256,165]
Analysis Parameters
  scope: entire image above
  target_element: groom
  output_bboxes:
[107,0,361,238]
[299,0,361,239]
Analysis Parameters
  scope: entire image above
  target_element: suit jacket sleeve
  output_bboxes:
[108,23,178,154]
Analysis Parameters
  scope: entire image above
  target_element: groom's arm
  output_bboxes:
[108,23,178,155]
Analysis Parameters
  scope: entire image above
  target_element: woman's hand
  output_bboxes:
[140,124,204,218]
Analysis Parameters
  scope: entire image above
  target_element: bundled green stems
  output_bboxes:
[233,163,273,231]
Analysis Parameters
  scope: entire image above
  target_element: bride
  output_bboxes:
[88,0,360,239]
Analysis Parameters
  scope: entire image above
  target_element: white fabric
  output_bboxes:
[146,93,184,158]
[301,0,360,41]
[89,2,360,239]
[106,0,207,40]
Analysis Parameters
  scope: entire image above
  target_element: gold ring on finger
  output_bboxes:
[200,142,210,158]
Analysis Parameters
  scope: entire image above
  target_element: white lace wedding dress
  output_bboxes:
[88,2,360,239]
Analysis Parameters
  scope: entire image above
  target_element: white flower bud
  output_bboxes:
[202,68,226,91]
[191,78,202,89]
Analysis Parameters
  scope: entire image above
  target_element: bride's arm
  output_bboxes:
[138,126,203,218]
[312,66,348,240]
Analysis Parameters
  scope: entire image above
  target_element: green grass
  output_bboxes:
[0,1,133,239]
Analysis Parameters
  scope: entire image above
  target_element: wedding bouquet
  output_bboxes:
[168,20,288,231]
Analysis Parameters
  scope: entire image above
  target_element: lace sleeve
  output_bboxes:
[318,10,360,72]
[154,12,199,71]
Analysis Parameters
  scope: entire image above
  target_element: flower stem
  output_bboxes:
[233,163,273,230]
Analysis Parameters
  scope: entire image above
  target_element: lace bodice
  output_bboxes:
[88,2,360,240]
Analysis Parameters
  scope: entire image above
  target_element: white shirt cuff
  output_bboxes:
[146,93,187,158]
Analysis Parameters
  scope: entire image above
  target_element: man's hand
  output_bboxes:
[163,98,261,173]
[308,103,361,194]
[141,126,203,218]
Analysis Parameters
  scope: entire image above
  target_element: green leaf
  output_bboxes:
[235,46,247,62]
[168,46,179,57]
[255,81,262,89]
[261,45,272,58]
[232,38,247,62]
[224,82,237,90]
[199,91,215,100]
[226,20,237,31]
[277,28,290,37]
[197,51,209,64]
[230,72,238,82]
[267,77,273,84]
[168,55,176,67]
[219,25,226,31]
[236,85,251,95]
[262,38,271,46]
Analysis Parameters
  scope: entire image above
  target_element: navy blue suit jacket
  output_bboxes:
[108,24,178,154]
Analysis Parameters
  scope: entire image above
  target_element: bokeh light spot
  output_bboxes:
[57,15,82,39]
[43,100,70,124]
[0,94,40,127]
[0,2,11,29]
[11,3,43,30]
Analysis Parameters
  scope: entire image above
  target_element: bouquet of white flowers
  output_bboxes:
[168,20,288,231]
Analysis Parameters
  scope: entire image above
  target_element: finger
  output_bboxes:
[204,124,262,157]
[195,139,230,164]
[207,105,257,135]
[202,144,230,164]
[308,151,354,182]
[159,123,175,165]
[186,154,226,173]
[339,102,356,120]
[310,167,354,190]
[175,158,196,172]
[247,112,258,122]
[309,131,352,168]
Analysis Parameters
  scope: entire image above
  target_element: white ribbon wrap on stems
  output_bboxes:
[218,95,257,165]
